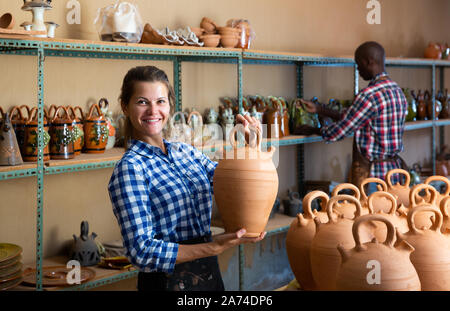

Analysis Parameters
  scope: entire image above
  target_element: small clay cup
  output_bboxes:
[200,34,220,48]
[190,27,204,38]
[200,17,217,33]
[0,13,14,29]
[220,35,239,48]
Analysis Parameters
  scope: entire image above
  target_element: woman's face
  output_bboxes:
[122,81,171,145]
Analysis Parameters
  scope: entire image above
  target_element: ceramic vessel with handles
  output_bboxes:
[407,183,439,230]
[67,106,84,155]
[49,106,74,160]
[0,111,23,166]
[397,205,450,290]
[213,124,278,237]
[359,177,391,212]
[424,175,450,207]
[83,103,109,154]
[310,194,370,290]
[285,190,329,291]
[9,105,29,156]
[439,196,450,234]
[331,183,367,218]
[336,214,421,291]
[263,100,282,139]
[385,169,411,207]
[23,107,50,162]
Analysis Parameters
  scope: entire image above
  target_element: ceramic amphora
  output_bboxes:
[397,205,450,290]
[0,112,23,166]
[310,194,370,290]
[285,190,329,290]
[359,177,391,213]
[424,175,450,207]
[213,124,278,237]
[385,169,411,207]
[439,196,450,234]
[407,183,439,230]
[336,214,421,291]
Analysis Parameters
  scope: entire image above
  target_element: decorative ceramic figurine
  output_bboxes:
[71,221,101,267]
[220,106,235,142]
[282,189,302,217]
[203,108,222,143]
[98,99,116,150]
[21,0,52,38]
[0,112,23,166]
[187,110,203,146]
[213,124,278,237]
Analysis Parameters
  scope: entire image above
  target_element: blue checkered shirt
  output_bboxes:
[108,139,218,273]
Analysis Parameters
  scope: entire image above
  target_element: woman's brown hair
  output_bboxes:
[119,66,175,149]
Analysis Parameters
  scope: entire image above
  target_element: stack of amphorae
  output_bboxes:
[286,169,450,291]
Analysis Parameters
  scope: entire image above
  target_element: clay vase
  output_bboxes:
[83,102,108,154]
[49,106,74,160]
[0,112,23,166]
[285,190,329,291]
[310,194,370,290]
[331,183,366,218]
[425,90,440,120]
[424,175,450,207]
[424,43,442,59]
[416,90,427,120]
[23,107,50,162]
[336,214,421,291]
[408,183,439,230]
[359,177,391,213]
[263,101,282,139]
[279,98,290,137]
[213,124,278,237]
[367,191,409,242]
[439,196,450,234]
[68,106,84,156]
[385,169,411,208]
[9,106,28,156]
[397,205,450,290]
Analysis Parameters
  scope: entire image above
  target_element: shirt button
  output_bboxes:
[170,163,175,168]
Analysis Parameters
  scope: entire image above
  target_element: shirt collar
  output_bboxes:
[369,72,388,86]
[128,139,173,158]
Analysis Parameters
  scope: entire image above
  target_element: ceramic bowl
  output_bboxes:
[220,35,239,48]
[190,27,205,38]
[0,13,14,29]
[200,34,220,48]
[217,26,241,36]
[200,17,217,33]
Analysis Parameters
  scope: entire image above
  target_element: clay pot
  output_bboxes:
[359,177,391,212]
[310,194,370,290]
[220,35,239,48]
[331,183,366,218]
[200,34,220,47]
[440,196,450,234]
[408,183,439,230]
[190,27,204,38]
[425,90,440,120]
[200,17,217,34]
[424,43,442,59]
[397,205,450,290]
[424,175,450,207]
[217,26,241,36]
[0,13,14,29]
[285,190,329,291]
[49,106,74,160]
[213,124,278,237]
[0,112,23,166]
[23,107,50,162]
[385,169,411,207]
[263,101,282,139]
[336,214,421,291]
[415,90,427,120]
[83,102,108,154]
[67,106,84,155]
[366,191,409,242]
[9,105,31,156]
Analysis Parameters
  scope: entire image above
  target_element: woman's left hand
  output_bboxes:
[235,114,261,146]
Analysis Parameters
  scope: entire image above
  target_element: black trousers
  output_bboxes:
[137,235,225,291]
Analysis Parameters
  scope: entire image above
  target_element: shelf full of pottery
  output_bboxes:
[0,99,117,167]
[0,1,59,38]
[286,168,450,291]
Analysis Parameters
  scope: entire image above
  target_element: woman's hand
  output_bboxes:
[211,228,266,255]
[297,99,319,114]
[235,114,261,146]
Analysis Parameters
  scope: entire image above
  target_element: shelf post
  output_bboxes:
[36,44,45,291]
[296,62,306,196]
[174,56,182,112]
[238,54,243,114]
[439,66,445,149]
[432,64,436,175]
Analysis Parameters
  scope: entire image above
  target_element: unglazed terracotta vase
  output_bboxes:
[359,177,391,212]
[397,204,450,291]
[336,214,421,291]
[310,194,370,290]
[213,124,278,237]
[285,190,329,291]
[23,107,50,162]
[386,169,411,207]
[83,103,108,154]
[440,196,450,234]
[407,183,439,230]
[367,191,409,242]
[331,183,366,218]
[424,175,450,207]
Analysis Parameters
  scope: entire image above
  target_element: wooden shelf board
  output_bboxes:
[45,147,124,167]
[0,163,36,173]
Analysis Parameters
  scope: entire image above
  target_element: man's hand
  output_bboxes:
[297,99,319,114]
[294,125,321,136]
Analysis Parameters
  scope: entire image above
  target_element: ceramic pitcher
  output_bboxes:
[49,106,74,160]
[336,214,421,291]
[213,124,278,237]
[385,169,411,207]
[359,177,391,213]
[23,107,50,162]
[83,103,109,154]
[0,112,23,166]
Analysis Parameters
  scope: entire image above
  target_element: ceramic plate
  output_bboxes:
[22,265,96,287]
[0,262,22,278]
[0,244,22,264]
[0,277,22,291]
[0,269,22,283]
[0,255,21,268]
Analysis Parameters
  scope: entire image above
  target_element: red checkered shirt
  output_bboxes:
[320,72,407,182]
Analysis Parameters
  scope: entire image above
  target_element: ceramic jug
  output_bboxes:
[83,103,109,154]
[98,98,116,150]
[71,221,101,267]
[359,177,391,212]
[310,194,369,290]
[414,90,427,120]
[407,183,439,230]
[439,89,449,119]
[0,112,23,166]
[279,97,290,137]
[331,183,367,218]
[397,205,450,290]
[165,111,192,144]
[424,175,450,207]
[385,169,411,207]
[424,42,443,59]
[425,90,441,120]
[404,88,417,122]
[9,105,28,156]
[49,106,74,160]
[440,196,450,234]
[336,214,421,291]
[23,107,50,162]
[366,191,409,242]
[286,190,329,291]
[213,124,278,237]
[68,106,84,155]
[263,99,282,139]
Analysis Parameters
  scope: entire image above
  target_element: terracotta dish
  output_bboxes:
[200,34,220,47]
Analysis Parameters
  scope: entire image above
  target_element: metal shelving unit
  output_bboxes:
[0,36,449,291]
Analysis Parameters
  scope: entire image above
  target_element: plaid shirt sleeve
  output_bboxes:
[188,145,218,187]
[320,91,378,142]
[108,158,179,273]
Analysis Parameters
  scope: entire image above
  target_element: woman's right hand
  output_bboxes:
[212,228,266,255]
[297,99,319,114]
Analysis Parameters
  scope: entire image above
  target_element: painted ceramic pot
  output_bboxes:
[286,190,329,290]
[336,214,421,291]
[49,106,74,160]
[83,103,108,154]
[213,124,278,237]
[67,106,84,155]
[398,205,450,291]
[385,169,411,208]
[9,105,29,156]
[23,107,50,162]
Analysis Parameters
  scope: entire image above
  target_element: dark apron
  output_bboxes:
[137,234,225,291]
